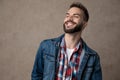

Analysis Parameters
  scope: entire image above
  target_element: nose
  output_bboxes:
[67,15,73,21]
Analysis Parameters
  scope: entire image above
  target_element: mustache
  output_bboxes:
[64,20,76,24]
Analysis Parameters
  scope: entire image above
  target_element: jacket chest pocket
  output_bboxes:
[43,53,56,75]
[84,66,93,73]
[81,66,93,80]
[44,53,56,62]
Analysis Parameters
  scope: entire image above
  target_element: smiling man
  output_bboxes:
[31,2,102,80]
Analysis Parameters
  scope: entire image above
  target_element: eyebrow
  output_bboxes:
[66,12,81,16]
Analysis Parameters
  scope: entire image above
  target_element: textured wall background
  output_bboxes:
[0,0,120,80]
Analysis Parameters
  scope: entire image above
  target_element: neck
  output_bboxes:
[64,32,81,49]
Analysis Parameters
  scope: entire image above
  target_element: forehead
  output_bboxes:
[67,7,83,15]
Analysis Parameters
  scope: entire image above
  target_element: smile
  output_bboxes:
[65,21,76,27]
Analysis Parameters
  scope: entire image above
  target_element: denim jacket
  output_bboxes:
[31,35,102,80]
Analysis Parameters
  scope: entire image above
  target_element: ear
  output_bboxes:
[82,22,88,30]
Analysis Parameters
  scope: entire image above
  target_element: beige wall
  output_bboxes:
[0,0,120,80]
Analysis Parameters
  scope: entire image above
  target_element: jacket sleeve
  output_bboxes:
[31,42,44,80]
[91,55,102,80]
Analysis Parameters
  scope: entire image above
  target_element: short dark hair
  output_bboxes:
[69,2,89,22]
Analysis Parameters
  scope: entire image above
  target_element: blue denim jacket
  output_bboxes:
[31,35,102,80]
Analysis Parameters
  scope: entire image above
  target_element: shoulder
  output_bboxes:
[83,42,101,66]
[39,34,64,48]
[82,40,100,58]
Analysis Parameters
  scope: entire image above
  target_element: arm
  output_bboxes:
[91,55,102,80]
[31,42,44,80]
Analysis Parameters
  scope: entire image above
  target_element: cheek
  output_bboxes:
[75,19,82,24]
[64,18,68,22]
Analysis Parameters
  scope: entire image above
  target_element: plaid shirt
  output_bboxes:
[56,38,82,80]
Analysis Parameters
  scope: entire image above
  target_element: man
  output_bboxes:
[31,2,102,80]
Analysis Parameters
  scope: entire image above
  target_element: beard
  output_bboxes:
[63,21,84,33]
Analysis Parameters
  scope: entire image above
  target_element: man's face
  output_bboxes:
[63,7,85,33]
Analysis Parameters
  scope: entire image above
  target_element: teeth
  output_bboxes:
[67,22,73,26]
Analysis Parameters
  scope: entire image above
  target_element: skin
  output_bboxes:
[63,7,88,49]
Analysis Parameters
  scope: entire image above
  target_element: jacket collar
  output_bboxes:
[53,34,94,55]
